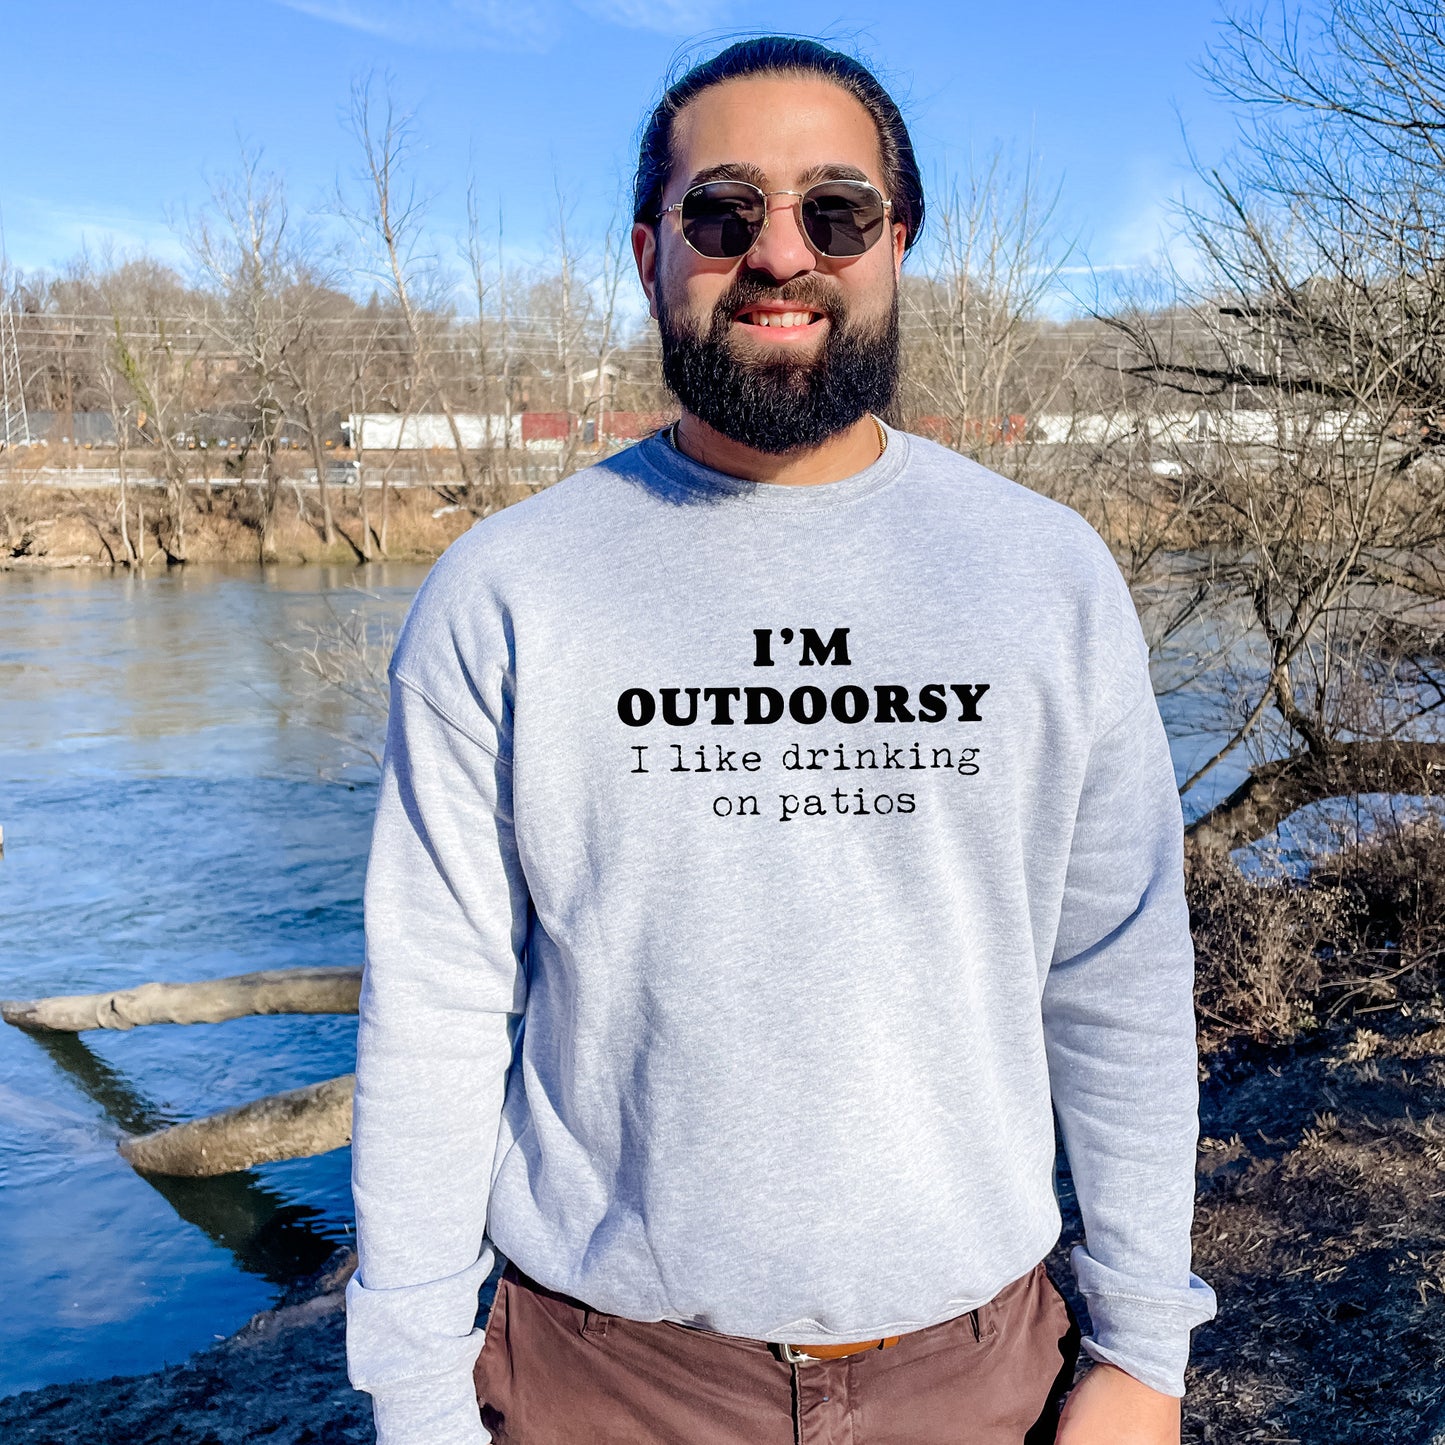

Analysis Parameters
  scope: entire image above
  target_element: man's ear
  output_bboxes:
[632,221,659,320]
[890,220,907,280]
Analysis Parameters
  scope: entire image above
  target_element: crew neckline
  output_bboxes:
[634,417,911,511]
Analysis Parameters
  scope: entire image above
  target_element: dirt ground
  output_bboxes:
[1177,1003,1445,1443]
[1041,1006,1445,1445]
[3,1005,1442,1443]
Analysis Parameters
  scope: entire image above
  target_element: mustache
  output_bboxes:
[709,274,846,330]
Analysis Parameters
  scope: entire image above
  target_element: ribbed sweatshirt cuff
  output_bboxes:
[1071,1247,1219,1397]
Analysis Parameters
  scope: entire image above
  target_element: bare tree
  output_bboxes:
[1105,0,1445,850]
[97,261,202,563]
[274,589,402,772]
[188,151,299,561]
[343,75,489,512]
[343,307,389,560]
[901,150,1079,474]
[463,182,521,495]
[91,264,139,566]
[190,151,371,561]
[278,272,378,560]
[281,277,341,549]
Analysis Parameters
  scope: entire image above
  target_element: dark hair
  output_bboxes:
[633,36,925,252]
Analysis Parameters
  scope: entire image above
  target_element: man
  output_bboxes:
[346,36,1217,1445]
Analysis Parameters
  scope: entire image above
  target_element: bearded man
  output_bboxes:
[345,36,1217,1445]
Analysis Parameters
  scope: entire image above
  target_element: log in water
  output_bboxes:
[120,1074,356,1177]
[0,966,362,1033]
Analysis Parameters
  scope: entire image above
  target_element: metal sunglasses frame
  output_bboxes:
[660,178,894,260]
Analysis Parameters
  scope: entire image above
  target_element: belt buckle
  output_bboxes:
[778,1343,823,1365]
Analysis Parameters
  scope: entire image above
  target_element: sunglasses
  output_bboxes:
[661,178,893,260]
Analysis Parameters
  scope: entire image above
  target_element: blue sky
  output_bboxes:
[3,0,1240,306]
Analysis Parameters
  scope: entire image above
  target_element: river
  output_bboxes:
[0,561,1246,1399]
[0,564,425,1398]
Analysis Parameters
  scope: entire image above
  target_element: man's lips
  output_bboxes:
[733,305,827,332]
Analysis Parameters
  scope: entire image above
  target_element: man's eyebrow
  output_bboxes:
[796,163,875,187]
[679,161,878,192]
[683,161,768,189]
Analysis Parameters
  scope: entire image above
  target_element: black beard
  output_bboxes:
[656,274,900,455]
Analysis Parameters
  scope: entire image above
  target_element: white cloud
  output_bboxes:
[269,0,722,47]
[572,0,725,32]
[271,0,396,39]
[1043,177,1212,317]
[271,0,560,48]
[3,198,187,277]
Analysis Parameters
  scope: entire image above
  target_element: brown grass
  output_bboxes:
[1048,821,1445,1442]
[1190,817,1445,1054]
[0,480,490,568]
[1180,1005,1445,1441]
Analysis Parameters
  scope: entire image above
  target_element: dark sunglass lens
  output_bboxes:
[802,183,885,257]
[680,183,765,257]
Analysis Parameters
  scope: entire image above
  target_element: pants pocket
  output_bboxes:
[474,1277,513,1438]
[1022,1270,1082,1445]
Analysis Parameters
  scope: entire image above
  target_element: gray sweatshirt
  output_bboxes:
[345,424,1218,1443]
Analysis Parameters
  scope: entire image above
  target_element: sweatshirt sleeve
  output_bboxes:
[344,671,531,1445]
[1040,629,1218,1396]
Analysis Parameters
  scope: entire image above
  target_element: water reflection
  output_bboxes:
[0,562,426,782]
[33,1031,341,1286]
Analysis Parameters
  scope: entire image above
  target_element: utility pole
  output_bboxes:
[0,302,29,450]
[0,208,31,450]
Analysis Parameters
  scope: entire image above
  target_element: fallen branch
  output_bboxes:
[1186,740,1445,854]
[1,965,362,1033]
[119,1074,355,1177]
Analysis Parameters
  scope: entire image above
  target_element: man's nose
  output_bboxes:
[744,194,816,283]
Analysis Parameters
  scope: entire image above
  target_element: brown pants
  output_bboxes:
[473,1261,1081,1444]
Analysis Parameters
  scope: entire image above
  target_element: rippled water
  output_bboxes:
[0,564,427,1398]
[0,560,1251,1400]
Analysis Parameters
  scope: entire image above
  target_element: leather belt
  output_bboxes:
[776,1336,901,1364]
[506,1260,909,1367]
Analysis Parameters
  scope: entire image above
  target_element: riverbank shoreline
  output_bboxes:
[0,479,483,571]
[0,1250,370,1444]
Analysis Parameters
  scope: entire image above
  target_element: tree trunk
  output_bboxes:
[167,468,187,563]
[119,1073,354,1177]
[1186,740,1445,853]
[259,423,281,562]
[117,444,135,566]
[153,437,188,565]
[306,416,336,546]
[357,455,374,560]
[1,965,361,1033]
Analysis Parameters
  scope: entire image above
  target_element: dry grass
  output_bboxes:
[1045,993,1445,1443]
[1190,817,1445,1054]
[1063,821,1445,1443]
[1182,1006,1445,1441]
[0,480,488,568]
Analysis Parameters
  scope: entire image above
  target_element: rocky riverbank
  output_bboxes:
[0,1252,370,1445]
